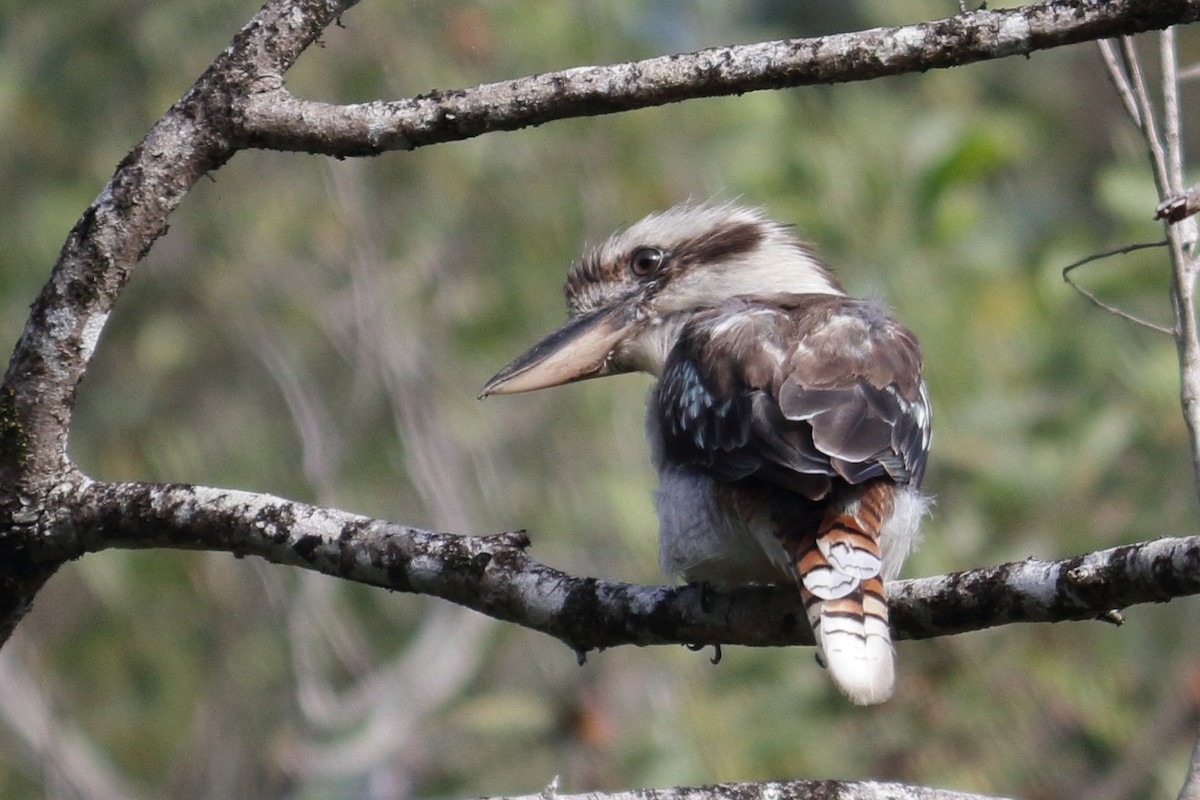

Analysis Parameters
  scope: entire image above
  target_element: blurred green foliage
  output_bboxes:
[3,1,1200,798]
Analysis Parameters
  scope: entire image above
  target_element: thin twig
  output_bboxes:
[1154,29,1200,505]
[1101,31,1200,501]
[1121,37,1174,192]
[1163,28,1186,196]
[1062,241,1175,335]
[1108,34,1200,800]
[1098,39,1142,126]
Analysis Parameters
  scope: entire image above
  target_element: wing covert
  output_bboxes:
[655,295,930,499]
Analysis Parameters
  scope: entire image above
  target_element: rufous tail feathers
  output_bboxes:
[790,481,896,705]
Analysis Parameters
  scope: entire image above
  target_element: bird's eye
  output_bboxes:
[629,247,665,277]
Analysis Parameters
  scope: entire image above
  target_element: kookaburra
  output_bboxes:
[481,202,931,705]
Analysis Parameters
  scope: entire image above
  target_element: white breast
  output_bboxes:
[646,394,790,586]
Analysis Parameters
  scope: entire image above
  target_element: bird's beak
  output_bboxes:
[480,298,641,397]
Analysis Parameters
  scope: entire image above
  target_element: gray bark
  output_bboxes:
[2,0,1198,680]
[6,2,1199,798]
[490,778,1012,800]
[35,479,1200,655]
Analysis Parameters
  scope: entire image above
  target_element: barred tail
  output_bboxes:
[791,483,896,705]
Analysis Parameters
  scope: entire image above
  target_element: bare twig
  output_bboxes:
[1152,36,1200,221]
[1121,37,1173,192]
[1098,39,1142,126]
[1162,29,1186,195]
[1062,241,1175,334]
[1155,31,1200,501]
[1100,31,1200,800]
[1100,31,1200,503]
[1154,32,1200,800]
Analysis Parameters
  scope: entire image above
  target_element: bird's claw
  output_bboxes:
[685,642,722,664]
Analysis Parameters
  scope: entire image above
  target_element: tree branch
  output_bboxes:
[46,479,1200,656]
[0,0,354,490]
[5,0,1200,650]
[493,778,1011,800]
[0,0,357,641]
[1099,34,1200,499]
[239,0,1200,158]
[6,0,1200,795]
[1099,32,1200,800]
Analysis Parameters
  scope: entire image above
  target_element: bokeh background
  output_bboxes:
[3,1,1200,798]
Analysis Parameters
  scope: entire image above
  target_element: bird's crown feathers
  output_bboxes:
[564,201,841,317]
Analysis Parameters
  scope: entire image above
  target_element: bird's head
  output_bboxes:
[480,202,843,397]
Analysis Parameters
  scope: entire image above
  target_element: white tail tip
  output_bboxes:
[817,612,895,705]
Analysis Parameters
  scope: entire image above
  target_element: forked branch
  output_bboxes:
[4,0,1200,656]
[50,479,1200,655]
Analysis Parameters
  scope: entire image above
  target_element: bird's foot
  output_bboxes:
[685,642,722,665]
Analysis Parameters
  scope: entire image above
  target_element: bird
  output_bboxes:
[480,202,931,705]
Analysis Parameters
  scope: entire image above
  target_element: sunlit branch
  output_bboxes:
[492,777,1012,800]
[1098,34,1200,800]
[2,0,1198,646]
[239,0,1200,158]
[59,480,1200,655]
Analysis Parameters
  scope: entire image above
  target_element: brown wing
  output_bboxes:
[655,295,930,500]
